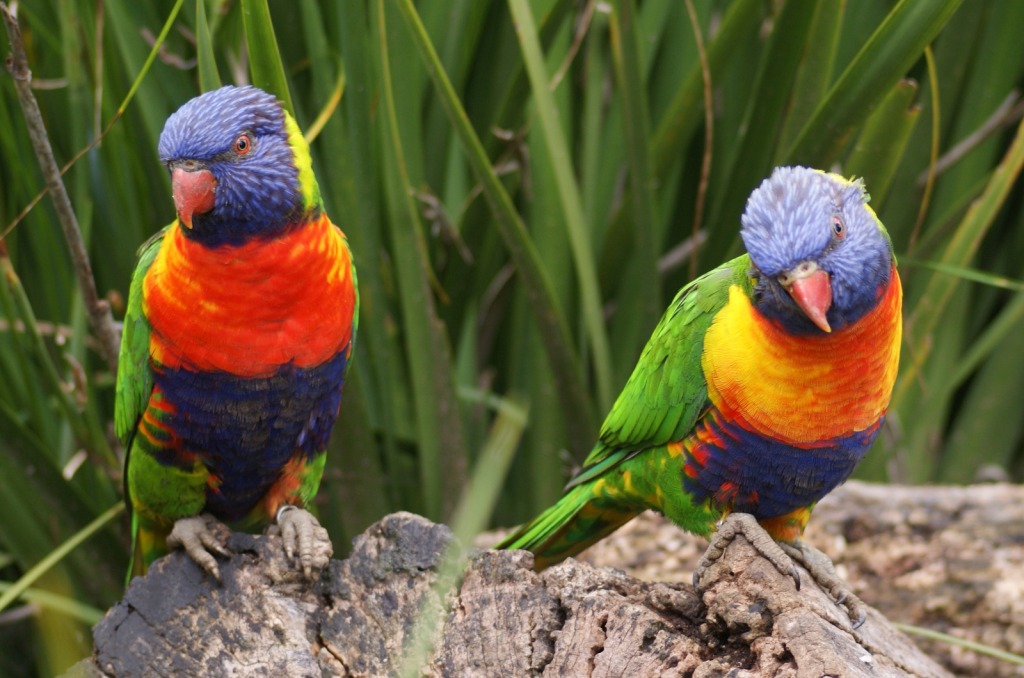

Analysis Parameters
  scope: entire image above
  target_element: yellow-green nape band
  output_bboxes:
[283,112,322,210]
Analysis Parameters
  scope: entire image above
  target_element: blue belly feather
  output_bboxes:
[683,409,881,519]
[148,349,349,522]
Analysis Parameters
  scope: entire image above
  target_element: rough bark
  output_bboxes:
[67,483,982,678]
[558,480,1024,677]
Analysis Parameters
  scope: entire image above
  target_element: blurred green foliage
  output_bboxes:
[2,0,1023,674]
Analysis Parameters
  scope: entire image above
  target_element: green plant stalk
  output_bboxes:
[336,0,407,503]
[705,0,821,259]
[843,80,921,206]
[784,0,965,166]
[398,394,528,678]
[241,0,295,115]
[943,290,1024,398]
[195,0,223,92]
[507,0,614,413]
[448,395,529,541]
[0,255,115,466]
[377,0,467,520]
[893,113,1024,409]
[775,1,844,159]
[391,0,598,453]
[599,0,762,283]
[0,582,105,625]
[607,0,662,380]
[894,622,1024,667]
[0,502,123,614]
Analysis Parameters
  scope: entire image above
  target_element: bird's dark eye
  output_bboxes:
[831,215,845,238]
[233,134,252,155]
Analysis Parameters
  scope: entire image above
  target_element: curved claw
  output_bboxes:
[166,514,232,581]
[779,539,868,628]
[697,516,867,628]
[275,505,333,579]
[696,513,802,594]
[850,605,868,629]
[788,564,802,591]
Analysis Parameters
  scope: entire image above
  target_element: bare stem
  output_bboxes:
[1,2,120,373]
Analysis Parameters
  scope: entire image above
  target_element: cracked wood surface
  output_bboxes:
[69,500,955,677]
[568,480,1024,677]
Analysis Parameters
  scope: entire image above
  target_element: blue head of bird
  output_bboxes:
[739,166,895,335]
[158,85,318,247]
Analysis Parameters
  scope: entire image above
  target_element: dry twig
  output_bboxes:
[1,1,120,372]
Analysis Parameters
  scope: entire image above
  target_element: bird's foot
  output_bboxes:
[693,512,801,592]
[270,505,333,579]
[692,513,866,629]
[779,539,867,628]
[166,514,232,581]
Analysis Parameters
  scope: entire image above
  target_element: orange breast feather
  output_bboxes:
[143,214,355,377]
[702,269,902,446]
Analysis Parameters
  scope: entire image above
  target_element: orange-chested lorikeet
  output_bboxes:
[115,86,358,582]
[499,167,901,625]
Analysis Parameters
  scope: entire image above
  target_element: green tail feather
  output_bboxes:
[497,484,642,571]
[127,510,170,584]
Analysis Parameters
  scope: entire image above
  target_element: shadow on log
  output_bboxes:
[67,502,953,677]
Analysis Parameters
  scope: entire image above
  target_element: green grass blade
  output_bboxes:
[705,0,823,258]
[195,0,222,92]
[391,0,597,453]
[843,79,921,206]
[901,258,1024,293]
[336,0,409,504]
[606,0,662,382]
[0,503,123,615]
[775,2,844,158]
[377,0,467,520]
[600,0,762,283]
[241,0,294,113]
[944,289,1024,400]
[939,293,1024,481]
[448,394,529,542]
[507,0,613,412]
[650,0,762,180]
[894,622,1024,667]
[399,392,528,678]
[894,114,1024,409]
[0,255,114,465]
[784,0,965,166]
[0,582,106,625]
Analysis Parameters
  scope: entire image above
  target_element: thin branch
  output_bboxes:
[548,0,598,92]
[1,2,120,372]
[915,89,1024,187]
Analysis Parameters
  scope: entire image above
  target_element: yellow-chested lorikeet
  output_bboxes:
[115,86,358,582]
[499,167,901,625]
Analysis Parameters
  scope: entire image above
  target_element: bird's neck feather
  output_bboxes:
[703,267,902,445]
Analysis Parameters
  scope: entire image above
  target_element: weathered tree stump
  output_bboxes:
[67,492,961,677]
[572,480,1024,676]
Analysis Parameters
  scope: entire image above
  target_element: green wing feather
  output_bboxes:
[114,227,165,444]
[499,255,752,567]
[567,255,751,488]
[114,227,165,581]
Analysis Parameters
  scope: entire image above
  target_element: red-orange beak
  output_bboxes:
[780,262,832,333]
[171,166,216,229]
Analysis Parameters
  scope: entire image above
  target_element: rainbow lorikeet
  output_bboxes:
[499,167,901,625]
[115,86,358,581]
